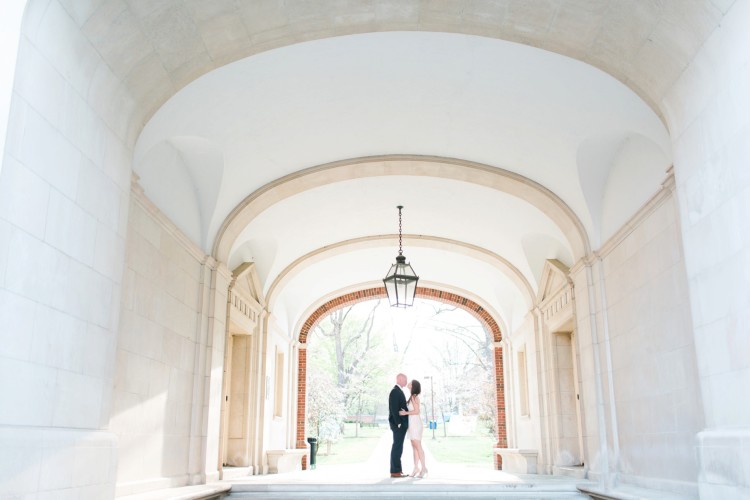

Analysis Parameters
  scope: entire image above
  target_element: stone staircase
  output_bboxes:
[226,482,591,498]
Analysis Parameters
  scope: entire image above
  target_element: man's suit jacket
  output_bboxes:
[388,385,409,431]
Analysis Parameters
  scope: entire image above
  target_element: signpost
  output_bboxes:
[425,375,436,440]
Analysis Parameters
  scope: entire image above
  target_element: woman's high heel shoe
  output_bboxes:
[417,468,428,478]
[409,469,419,477]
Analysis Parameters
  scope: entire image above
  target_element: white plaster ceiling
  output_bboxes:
[133,30,673,334]
[51,0,727,335]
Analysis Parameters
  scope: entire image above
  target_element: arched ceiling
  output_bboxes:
[69,0,724,125]
[82,1,724,335]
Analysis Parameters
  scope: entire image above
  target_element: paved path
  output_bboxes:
[230,430,549,485]
[363,429,445,478]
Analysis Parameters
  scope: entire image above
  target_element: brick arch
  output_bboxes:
[297,286,507,469]
[298,287,502,344]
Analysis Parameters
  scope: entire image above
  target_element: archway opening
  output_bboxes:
[297,287,506,471]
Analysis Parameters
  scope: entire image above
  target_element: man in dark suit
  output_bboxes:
[388,373,409,477]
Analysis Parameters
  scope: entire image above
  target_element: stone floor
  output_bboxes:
[121,433,695,499]
[225,432,590,498]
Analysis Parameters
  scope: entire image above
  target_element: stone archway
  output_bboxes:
[296,286,507,469]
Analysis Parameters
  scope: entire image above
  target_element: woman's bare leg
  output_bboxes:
[410,440,419,475]
[414,440,427,476]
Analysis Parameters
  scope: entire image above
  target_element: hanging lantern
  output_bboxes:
[383,205,419,307]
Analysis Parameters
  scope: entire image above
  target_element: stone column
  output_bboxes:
[569,259,613,487]
[200,259,232,483]
[532,306,554,474]
[0,1,133,497]
[188,256,217,484]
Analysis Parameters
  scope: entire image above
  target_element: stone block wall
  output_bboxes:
[571,177,702,496]
[111,188,209,496]
[0,1,135,498]
[663,1,750,497]
[600,184,702,495]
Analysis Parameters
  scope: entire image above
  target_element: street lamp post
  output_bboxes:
[425,375,436,440]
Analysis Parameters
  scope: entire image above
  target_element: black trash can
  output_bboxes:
[307,437,318,469]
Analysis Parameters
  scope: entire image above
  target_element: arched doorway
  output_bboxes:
[296,286,506,469]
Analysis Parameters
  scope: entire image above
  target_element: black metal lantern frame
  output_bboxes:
[383,205,419,307]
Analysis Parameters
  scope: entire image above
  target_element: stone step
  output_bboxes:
[227,482,591,499]
[554,465,587,479]
[119,483,231,500]
[222,466,253,480]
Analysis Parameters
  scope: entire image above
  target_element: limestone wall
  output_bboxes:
[0,1,135,498]
[264,317,295,456]
[571,177,703,496]
[663,1,750,498]
[111,189,209,495]
[600,183,702,494]
[505,314,544,465]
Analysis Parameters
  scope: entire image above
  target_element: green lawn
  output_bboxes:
[422,434,496,468]
[314,422,496,468]
[314,423,385,465]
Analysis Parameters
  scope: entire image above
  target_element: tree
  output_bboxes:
[423,303,496,435]
[308,300,401,437]
[315,301,379,387]
[306,370,345,454]
[313,302,391,411]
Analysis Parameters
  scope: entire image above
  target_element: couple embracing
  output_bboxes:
[388,373,428,478]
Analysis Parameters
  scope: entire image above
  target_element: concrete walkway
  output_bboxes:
[118,433,693,499]
[225,432,694,499]
[238,430,526,484]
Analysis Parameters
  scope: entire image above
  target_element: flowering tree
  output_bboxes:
[306,370,345,453]
[424,304,496,435]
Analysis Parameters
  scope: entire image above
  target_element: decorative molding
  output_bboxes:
[536,259,570,304]
[130,176,207,263]
[215,261,233,281]
[598,166,676,259]
[569,254,595,276]
[661,165,676,191]
[130,172,144,195]
[228,289,261,328]
[569,166,676,278]
[536,259,574,331]
[540,288,573,327]
[231,262,266,306]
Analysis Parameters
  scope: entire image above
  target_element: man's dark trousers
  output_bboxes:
[390,423,408,474]
[388,383,408,474]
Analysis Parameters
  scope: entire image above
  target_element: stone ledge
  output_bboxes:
[493,448,538,474]
[220,466,252,480]
[578,484,693,500]
[554,465,587,479]
[118,483,231,500]
[267,449,307,474]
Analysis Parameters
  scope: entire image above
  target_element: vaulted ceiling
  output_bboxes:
[58,0,728,334]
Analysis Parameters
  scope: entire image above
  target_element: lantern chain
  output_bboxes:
[398,205,403,256]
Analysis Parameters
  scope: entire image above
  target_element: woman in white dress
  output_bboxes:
[399,379,427,477]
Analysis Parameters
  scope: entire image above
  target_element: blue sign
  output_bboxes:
[429,420,437,430]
